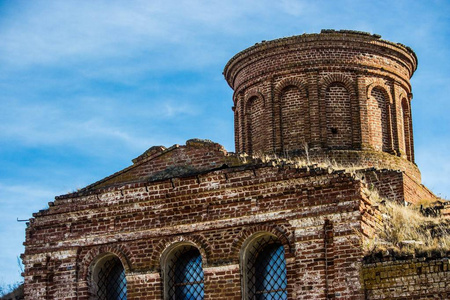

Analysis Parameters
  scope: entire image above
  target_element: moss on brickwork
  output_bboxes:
[362,257,450,298]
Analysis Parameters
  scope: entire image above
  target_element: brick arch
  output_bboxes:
[273,77,307,100]
[244,91,266,154]
[237,225,294,299]
[366,81,393,104]
[273,77,309,152]
[79,243,133,281]
[321,77,355,149]
[152,234,212,269]
[318,73,358,149]
[244,91,265,108]
[401,97,413,161]
[231,224,294,261]
[400,96,410,111]
[367,83,395,153]
[318,73,356,98]
[398,91,407,103]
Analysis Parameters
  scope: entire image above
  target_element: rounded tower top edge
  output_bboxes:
[223,29,417,89]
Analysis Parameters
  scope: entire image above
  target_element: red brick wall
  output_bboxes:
[24,160,368,299]
[362,257,450,299]
[85,139,243,190]
[280,85,308,151]
[325,83,352,149]
[358,168,438,205]
[247,96,265,154]
[224,30,417,176]
[307,149,421,183]
[361,169,405,202]
[368,88,390,153]
[402,172,438,204]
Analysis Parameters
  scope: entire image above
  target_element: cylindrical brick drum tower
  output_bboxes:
[224,30,420,181]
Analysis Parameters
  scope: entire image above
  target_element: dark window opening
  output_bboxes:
[247,236,288,299]
[168,246,204,300]
[97,256,127,300]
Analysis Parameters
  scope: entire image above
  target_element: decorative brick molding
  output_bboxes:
[79,244,133,281]
[154,234,212,269]
[318,73,356,98]
[230,223,295,259]
[244,90,265,108]
[273,77,308,99]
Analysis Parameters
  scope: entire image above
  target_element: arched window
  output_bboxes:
[369,87,391,152]
[401,98,412,161]
[243,235,288,299]
[280,85,308,152]
[94,255,127,300]
[167,245,204,299]
[246,96,264,154]
[325,82,352,149]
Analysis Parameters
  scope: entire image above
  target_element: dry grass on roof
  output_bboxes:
[239,149,363,173]
[362,190,450,258]
[240,150,450,257]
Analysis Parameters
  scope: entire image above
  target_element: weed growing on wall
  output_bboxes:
[363,190,450,256]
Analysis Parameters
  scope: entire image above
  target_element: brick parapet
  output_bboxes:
[76,139,240,192]
[25,165,361,246]
[309,149,421,182]
[224,31,417,89]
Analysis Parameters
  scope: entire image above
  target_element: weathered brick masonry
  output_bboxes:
[23,30,448,299]
[223,30,436,204]
[23,141,373,299]
[363,257,450,299]
[224,30,418,180]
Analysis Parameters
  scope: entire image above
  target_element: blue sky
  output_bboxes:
[0,0,449,287]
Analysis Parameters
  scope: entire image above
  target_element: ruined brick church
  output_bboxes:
[23,30,449,299]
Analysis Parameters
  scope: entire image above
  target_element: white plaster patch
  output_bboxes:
[152,204,164,210]
[225,191,238,198]
[206,182,220,190]
[128,272,160,281]
[203,264,239,273]
[24,249,77,263]
[294,227,321,238]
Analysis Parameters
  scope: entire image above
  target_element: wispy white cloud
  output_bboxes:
[0,95,199,152]
[0,1,166,67]
[2,0,448,69]
[0,183,57,210]
[0,1,263,69]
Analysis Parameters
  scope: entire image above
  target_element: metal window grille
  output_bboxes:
[168,246,204,300]
[97,256,127,300]
[246,236,287,300]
